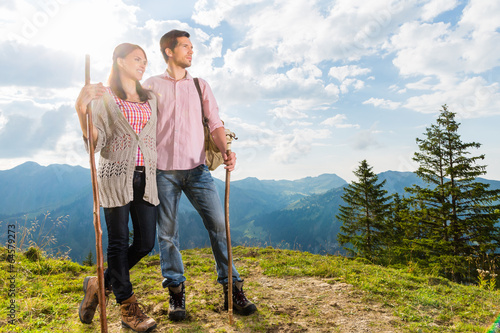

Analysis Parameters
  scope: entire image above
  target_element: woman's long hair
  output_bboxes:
[109,43,150,102]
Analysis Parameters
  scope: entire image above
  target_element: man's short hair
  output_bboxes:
[160,30,190,63]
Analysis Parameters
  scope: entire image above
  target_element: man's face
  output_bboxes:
[167,36,193,68]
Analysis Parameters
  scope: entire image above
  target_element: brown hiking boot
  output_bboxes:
[224,280,257,316]
[168,283,186,321]
[120,294,157,332]
[78,276,112,324]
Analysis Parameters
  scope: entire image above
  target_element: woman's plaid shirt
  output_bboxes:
[107,87,152,166]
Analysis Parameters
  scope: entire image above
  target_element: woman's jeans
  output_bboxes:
[156,164,240,288]
[103,170,157,303]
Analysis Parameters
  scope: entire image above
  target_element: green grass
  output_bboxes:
[256,247,499,332]
[0,246,499,332]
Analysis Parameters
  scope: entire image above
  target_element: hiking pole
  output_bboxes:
[85,54,108,333]
[224,129,237,325]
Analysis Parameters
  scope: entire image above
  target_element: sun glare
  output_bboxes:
[35,1,133,63]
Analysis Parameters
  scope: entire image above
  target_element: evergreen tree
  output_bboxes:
[336,160,392,262]
[83,250,94,266]
[405,105,500,281]
[384,193,409,265]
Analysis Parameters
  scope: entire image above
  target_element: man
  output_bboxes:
[143,30,257,321]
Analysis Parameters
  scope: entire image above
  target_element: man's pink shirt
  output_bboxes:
[143,71,223,171]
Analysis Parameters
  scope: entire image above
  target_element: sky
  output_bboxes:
[0,0,499,182]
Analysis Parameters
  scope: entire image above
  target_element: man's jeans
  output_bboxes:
[103,170,157,303]
[156,164,241,288]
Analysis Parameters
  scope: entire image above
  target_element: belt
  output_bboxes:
[135,166,145,173]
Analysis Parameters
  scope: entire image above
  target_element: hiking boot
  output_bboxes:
[78,276,112,324]
[224,280,257,316]
[168,282,186,321]
[120,294,157,332]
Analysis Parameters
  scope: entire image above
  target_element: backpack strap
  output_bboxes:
[193,78,211,151]
[193,78,208,125]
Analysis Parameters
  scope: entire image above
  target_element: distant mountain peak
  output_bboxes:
[13,160,41,169]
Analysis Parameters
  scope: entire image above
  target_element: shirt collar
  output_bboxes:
[162,69,192,81]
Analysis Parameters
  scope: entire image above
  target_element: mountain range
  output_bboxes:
[1,162,499,263]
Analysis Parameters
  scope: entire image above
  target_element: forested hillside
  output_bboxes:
[0,162,499,264]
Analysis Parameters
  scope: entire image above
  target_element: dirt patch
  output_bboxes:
[91,274,400,332]
[254,276,399,333]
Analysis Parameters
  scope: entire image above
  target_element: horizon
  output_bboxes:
[4,160,500,183]
[1,1,499,183]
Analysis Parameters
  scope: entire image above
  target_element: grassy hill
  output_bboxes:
[1,246,499,332]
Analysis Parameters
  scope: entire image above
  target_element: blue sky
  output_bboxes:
[1,0,499,182]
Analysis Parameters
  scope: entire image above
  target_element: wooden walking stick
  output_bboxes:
[224,129,237,325]
[85,54,108,333]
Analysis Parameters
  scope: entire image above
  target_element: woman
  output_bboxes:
[75,43,158,333]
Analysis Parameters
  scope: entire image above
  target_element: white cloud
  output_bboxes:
[0,0,16,10]
[193,0,434,65]
[328,65,371,82]
[351,124,381,150]
[192,0,494,129]
[0,103,74,158]
[31,130,89,168]
[286,65,322,83]
[0,41,80,88]
[233,120,279,147]
[405,77,437,91]
[389,84,407,94]
[337,78,365,94]
[391,21,459,78]
[404,76,500,117]
[0,86,83,108]
[390,2,500,76]
[209,49,339,109]
[1,0,499,183]
[321,114,360,128]
[460,0,500,34]
[272,128,330,164]
[328,65,370,95]
[325,84,340,97]
[269,104,308,120]
[363,97,401,110]
[0,113,7,132]
[3,0,139,59]
[289,120,313,127]
[388,0,500,117]
[222,46,277,78]
[421,0,459,21]
[192,0,265,29]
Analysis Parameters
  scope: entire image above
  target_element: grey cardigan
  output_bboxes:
[84,91,159,208]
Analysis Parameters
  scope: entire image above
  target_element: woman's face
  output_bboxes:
[117,48,147,81]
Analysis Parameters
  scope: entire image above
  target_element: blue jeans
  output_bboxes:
[156,164,241,288]
[103,170,157,303]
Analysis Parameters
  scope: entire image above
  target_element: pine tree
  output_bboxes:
[336,160,392,262]
[405,105,500,281]
[384,193,409,264]
[83,250,94,266]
